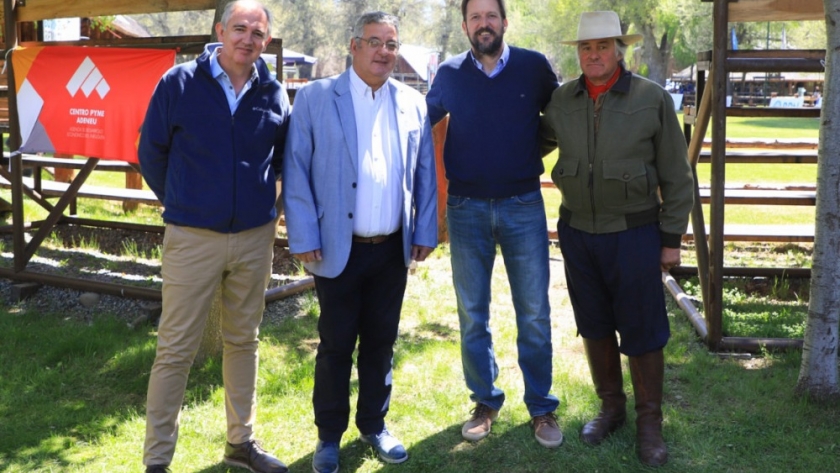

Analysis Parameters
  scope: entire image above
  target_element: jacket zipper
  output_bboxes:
[588,99,601,230]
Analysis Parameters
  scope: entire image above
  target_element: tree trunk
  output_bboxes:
[211,0,226,41]
[195,0,230,363]
[639,22,672,86]
[438,0,459,61]
[795,0,840,402]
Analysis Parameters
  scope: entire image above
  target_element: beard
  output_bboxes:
[469,27,504,57]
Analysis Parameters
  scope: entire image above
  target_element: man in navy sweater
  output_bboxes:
[425,0,562,448]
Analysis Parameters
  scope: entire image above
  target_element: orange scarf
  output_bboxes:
[585,67,621,101]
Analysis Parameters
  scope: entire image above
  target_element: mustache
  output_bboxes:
[474,27,496,37]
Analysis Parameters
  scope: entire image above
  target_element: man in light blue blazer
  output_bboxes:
[282,11,437,473]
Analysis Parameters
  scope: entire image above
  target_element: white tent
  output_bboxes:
[261,49,317,68]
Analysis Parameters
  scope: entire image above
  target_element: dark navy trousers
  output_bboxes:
[312,234,408,442]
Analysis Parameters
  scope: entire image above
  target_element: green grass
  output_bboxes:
[705,116,820,140]
[680,275,809,339]
[1,248,839,473]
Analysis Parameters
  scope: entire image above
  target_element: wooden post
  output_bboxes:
[123,171,142,212]
[53,154,77,215]
[688,75,713,329]
[4,0,26,272]
[708,0,729,349]
[432,117,449,243]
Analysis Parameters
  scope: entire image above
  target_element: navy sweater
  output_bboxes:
[426,46,558,198]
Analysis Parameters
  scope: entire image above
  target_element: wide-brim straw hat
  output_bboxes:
[560,11,643,45]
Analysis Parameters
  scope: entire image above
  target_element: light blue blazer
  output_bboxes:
[282,70,438,278]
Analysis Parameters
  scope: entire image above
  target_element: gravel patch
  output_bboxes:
[0,224,311,327]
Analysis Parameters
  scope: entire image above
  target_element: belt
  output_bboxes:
[352,233,393,244]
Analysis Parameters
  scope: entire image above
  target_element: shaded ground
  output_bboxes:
[0,224,307,325]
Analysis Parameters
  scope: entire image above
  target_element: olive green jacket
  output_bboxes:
[542,68,693,248]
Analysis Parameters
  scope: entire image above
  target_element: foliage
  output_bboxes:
[126,0,829,83]
[88,16,117,33]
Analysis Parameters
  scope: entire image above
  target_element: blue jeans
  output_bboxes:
[447,189,558,417]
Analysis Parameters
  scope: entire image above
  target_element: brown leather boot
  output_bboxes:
[580,335,627,445]
[629,349,668,467]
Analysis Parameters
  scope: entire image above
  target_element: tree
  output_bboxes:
[795,0,840,402]
[269,0,329,79]
[436,0,462,61]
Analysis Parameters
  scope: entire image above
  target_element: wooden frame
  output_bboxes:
[679,0,824,352]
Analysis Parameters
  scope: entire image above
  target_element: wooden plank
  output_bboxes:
[683,224,814,243]
[728,0,824,22]
[698,188,816,206]
[15,0,216,22]
[1,153,139,171]
[726,107,821,118]
[17,36,282,57]
[705,138,818,149]
[0,175,160,205]
[697,149,818,164]
[726,57,825,73]
[699,50,825,61]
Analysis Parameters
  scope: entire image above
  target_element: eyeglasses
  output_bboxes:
[356,37,400,52]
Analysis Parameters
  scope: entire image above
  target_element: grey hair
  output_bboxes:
[220,0,273,32]
[615,39,628,59]
[352,11,400,42]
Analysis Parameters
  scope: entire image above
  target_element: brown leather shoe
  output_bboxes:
[223,439,288,473]
[145,466,171,473]
[461,403,499,441]
[532,412,564,448]
[630,349,668,467]
[581,335,627,445]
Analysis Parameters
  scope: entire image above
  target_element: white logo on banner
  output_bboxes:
[66,57,110,99]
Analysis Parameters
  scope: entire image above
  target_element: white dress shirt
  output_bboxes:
[348,67,404,237]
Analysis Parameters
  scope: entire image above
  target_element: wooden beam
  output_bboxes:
[725,107,821,118]
[17,35,282,57]
[728,0,824,22]
[15,0,216,22]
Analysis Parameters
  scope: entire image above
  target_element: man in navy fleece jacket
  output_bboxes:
[425,0,562,449]
[138,2,289,472]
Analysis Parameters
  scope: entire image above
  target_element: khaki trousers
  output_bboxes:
[143,221,276,466]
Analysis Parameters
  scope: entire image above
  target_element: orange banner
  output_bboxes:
[12,46,175,163]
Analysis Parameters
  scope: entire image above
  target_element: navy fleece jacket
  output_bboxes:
[139,43,290,233]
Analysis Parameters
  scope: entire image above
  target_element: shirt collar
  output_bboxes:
[349,66,389,99]
[469,42,510,75]
[209,48,258,82]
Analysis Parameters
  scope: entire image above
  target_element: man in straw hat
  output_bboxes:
[541,10,694,467]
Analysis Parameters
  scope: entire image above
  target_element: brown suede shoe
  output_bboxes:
[223,439,288,473]
[532,412,564,448]
[461,403,499,441]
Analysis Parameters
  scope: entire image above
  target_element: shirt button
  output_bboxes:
[348,213,354,219]
[623,173,630,180]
